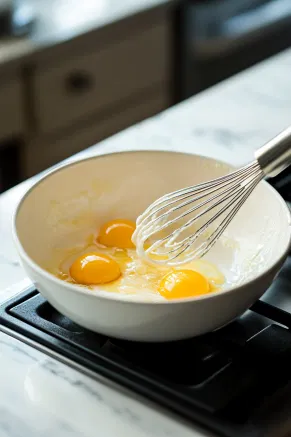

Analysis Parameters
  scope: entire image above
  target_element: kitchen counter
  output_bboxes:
[1,48,291,437]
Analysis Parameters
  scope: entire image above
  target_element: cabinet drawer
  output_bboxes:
[24,89,169,177]
[33,20,170,134]
[0,78,23,142]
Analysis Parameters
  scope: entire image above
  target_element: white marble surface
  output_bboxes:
[1,47,291,436]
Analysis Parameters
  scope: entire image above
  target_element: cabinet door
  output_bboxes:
[0,78,23,142]
[23,88,169,177]
[32,19,170,134]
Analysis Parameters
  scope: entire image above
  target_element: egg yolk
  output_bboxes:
[158,269,210,300]
[69,252,121,285]
[97,219,136,249]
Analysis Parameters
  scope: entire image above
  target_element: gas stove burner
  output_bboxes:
[1,256,291,437]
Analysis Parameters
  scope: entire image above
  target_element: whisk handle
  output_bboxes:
[255,126,291,177]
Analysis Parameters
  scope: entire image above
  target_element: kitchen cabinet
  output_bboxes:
[0,2,173,181]
[24,86,169,177]
[0,75,23,142]
[32,19,170,135]
[0,74,24,192]
[22,6,172,178]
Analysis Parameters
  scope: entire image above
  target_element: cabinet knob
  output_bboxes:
[65,71,94,93]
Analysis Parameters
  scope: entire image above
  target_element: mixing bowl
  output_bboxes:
[13,151,291,341]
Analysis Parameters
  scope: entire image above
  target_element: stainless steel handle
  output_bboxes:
[255,126,291,177]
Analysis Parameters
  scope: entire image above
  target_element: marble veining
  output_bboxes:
[0,333,211,437]
[1,48,291,436]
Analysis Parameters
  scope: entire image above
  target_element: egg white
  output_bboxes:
[50,237,225,302]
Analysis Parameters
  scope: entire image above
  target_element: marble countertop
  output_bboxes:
[1,48,291,437]
[0,0,172,75]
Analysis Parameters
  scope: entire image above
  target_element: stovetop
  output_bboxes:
[0,176,290,437]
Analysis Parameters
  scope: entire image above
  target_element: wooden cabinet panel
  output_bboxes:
[32,19,170,134]
[0,78,23,142]
[24,89,169,177]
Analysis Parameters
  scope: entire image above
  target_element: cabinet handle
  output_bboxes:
[65,70,94,94]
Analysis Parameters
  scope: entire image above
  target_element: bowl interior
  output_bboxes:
[15,151,291,295]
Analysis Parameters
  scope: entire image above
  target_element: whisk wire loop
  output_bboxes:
[133,126,291,266]
[133,161,264,265]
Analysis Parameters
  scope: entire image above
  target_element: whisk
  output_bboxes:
[132,126,291,266]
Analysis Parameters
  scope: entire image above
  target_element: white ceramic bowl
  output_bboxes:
[13,151,291,342]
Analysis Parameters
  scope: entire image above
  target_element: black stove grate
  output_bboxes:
[1,255,291,437]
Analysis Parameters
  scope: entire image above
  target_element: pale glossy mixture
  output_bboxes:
[48,219,226,302]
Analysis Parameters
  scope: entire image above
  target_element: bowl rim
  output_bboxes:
[12,149,291,305]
